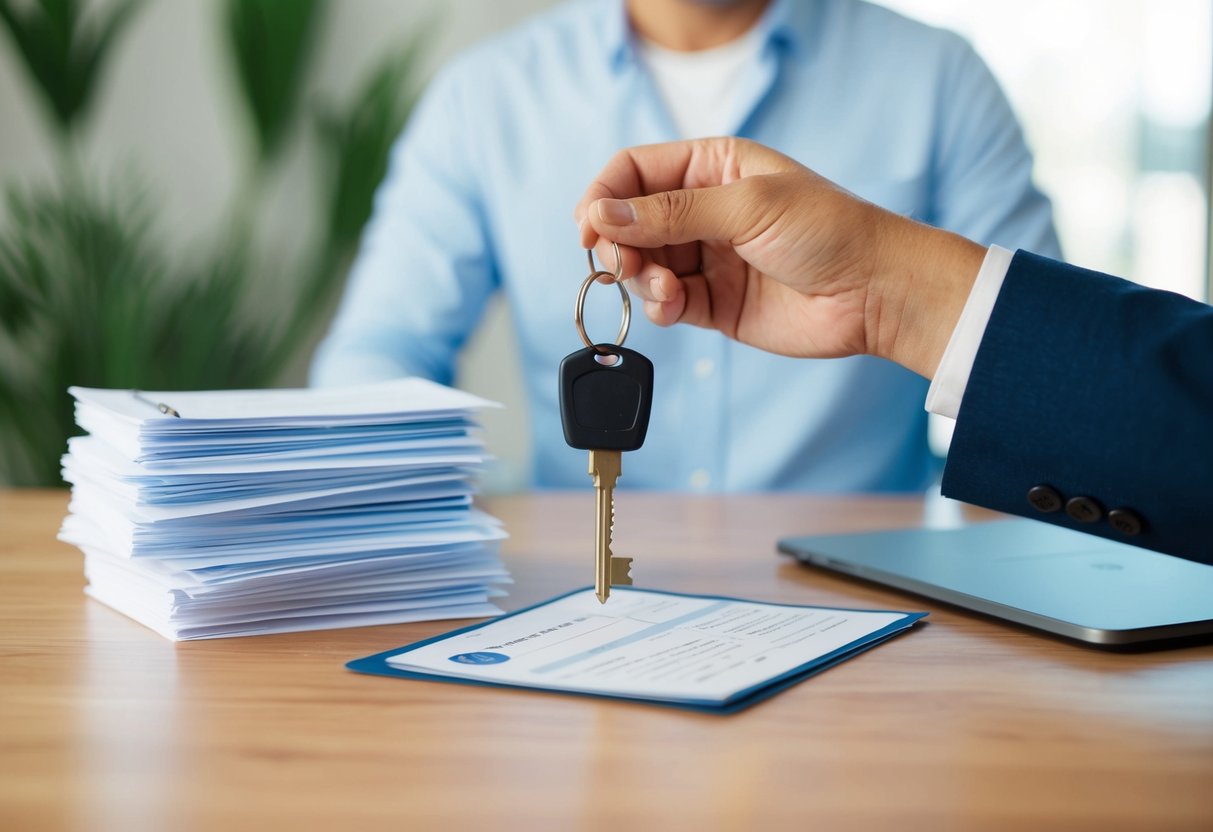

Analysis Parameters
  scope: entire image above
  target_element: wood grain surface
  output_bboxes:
[2,489,1211,832]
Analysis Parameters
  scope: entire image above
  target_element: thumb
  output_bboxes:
[588,180,759,248]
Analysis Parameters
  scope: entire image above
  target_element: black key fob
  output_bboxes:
[559,345,654,451]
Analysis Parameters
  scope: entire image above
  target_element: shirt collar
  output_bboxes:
[604,0,808,74]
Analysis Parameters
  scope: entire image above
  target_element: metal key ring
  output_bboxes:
[586,242,624,283]
[575,242,629,353]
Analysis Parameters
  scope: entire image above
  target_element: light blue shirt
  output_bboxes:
[311,0,1061,492]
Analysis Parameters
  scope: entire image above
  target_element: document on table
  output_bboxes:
[59,378,511,641]
[348,588,925,712]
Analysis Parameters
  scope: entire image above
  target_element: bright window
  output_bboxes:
[877,0,1212,300]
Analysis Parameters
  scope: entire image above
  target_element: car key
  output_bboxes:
[559,244,654,603]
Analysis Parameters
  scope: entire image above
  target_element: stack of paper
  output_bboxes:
[58,379,510,640]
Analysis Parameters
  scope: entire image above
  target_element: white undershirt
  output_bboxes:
[925,245,1014,419]
[636,25,766,139]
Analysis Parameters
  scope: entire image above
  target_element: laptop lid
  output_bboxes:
[778,519,1213,645]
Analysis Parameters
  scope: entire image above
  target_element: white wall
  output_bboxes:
[0,0,557,492]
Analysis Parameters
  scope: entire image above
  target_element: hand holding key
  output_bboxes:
[559,245,654,604]
[574,137,986,380]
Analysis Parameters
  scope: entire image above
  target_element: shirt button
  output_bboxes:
[693,358,715,379]
[689,469,711,490]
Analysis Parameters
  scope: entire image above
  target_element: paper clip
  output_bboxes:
[132,391,181,418]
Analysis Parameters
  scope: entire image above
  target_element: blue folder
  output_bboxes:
[348,587,927,714]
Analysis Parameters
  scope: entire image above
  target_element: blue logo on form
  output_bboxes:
[449,651,510,665]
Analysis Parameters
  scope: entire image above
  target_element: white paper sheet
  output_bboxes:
[71,377,498,423]
[389,588,914,703]
[60,379,511,641]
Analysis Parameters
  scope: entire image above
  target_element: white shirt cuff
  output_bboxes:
[924,244,1015,419]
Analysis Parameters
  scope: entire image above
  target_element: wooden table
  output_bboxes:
[2,490,1211,831]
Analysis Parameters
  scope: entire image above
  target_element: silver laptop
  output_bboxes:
[778,519,1213,645]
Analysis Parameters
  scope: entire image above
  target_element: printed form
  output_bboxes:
[386,588,919,705]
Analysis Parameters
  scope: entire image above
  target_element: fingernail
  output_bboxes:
[649,276,665,302]
[597,198,636,226]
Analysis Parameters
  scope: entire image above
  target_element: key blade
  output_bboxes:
[589,448,623,603]
[594,483,612,604]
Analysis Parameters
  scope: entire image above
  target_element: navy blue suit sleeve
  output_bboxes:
[941,251,1213,565]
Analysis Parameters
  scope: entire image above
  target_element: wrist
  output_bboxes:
[865,214,986,378]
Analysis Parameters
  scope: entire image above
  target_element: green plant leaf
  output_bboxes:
[0,0,144,137]
[223,0,324,166]
[0,6,436,486]
[0,177,153,485]
[315,30,428,263]
[0,177,291,486]
[244,30,428,381]
[250,26,432,380]
[73,0,143,109]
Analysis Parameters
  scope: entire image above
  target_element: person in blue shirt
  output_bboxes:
[575,136,1213,564]
[311,0,1061,492]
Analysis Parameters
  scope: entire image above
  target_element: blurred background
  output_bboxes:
[1,0,1209,490]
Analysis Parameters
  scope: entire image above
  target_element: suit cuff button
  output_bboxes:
[1027,485,1062,513]
[1108,508,1144,536]
[1065,496,1104,523]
